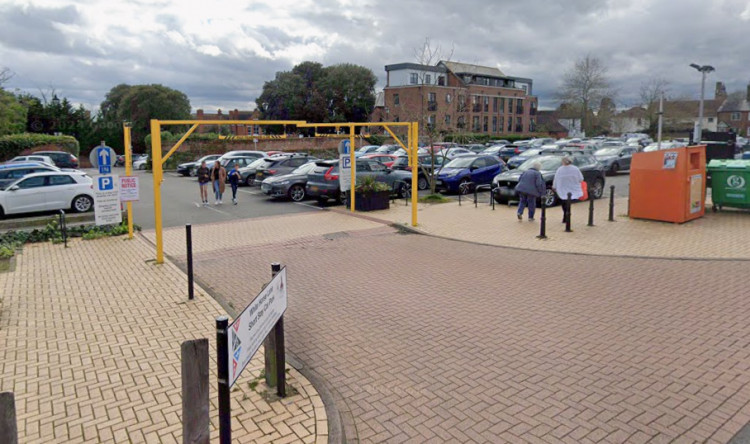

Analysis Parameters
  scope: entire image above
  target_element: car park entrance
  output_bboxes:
[146,119,420,263]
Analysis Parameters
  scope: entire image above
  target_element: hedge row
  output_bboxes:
[0,133,80,161]
[442,133,543,144]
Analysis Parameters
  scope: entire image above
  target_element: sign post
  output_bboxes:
[215,316,231,444]
[123,124,135,239]
[338,139,354,208]
[93,175,122,226]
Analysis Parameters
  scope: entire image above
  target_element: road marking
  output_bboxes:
[294,202,324,210]
[238,189,262,195]
[202,203,233,216]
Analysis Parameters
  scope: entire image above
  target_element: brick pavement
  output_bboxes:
[156,211,750,443]
[0,237,327,443]
[369,196,750,260]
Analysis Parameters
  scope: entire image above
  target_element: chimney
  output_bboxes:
[196,109,204,119]
[715,82,727,100]
[747,83,750,102]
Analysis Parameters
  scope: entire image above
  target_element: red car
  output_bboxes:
[361,154,397,169]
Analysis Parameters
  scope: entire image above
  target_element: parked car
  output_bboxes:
[133,155,149,170]
[496,144,529,162]
[217,150,266,163]
[594,146,638,175]
[305,159,412,204]
[254,154,317,183]
[374,145,399,154]
[9,155,55,166]
[465,144,487,154]
[177,154,221,176]
[0,171,94,217]
[361,153,397,168]
[115,154,125,167]
[436,155,506,194]
[260,161,319,201]
[0,162,64,188]
[481,145,507,156]
[220,155,263,174]
[390,155,447,190]
[440,147,475,160]
[492,154,606,207]
[238,157,271,186]
[355,145,381,157]
[507,149,543,169]
[33,151,79,168]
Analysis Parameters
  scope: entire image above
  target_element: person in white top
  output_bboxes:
[552,156,584,223]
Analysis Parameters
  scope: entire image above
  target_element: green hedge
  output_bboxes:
[0,133,80,161]
[443,133,542,144]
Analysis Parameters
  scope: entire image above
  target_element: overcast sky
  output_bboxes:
[1,0,749,113]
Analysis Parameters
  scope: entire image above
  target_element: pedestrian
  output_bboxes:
[196,161,210,205]
[552,156,584,223]
[209,160,227,204]
[515,161,546,221]
[228,163,241,205]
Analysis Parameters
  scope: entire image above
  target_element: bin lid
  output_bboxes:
[707,159,750,170]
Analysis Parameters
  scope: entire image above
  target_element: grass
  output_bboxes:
[419,194,452,204]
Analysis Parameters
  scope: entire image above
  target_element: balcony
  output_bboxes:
[427,101,437,111]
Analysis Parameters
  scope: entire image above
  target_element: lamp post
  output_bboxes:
[689,63,715,143]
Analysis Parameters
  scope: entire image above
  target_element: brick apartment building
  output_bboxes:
[194,108,263,135]
[373,60,538,136]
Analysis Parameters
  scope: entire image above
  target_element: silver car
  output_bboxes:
[260,162,318,201]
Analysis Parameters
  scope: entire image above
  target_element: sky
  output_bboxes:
[1,0,749,113]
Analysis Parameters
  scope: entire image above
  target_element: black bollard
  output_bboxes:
[588,195,595,227]
[565,192,572,232]
[537,198,547,239]
[186,224,194,300]
[491,188,495,211]
[59,209,67,248]
[608,185,615,222]
[458,190,462,206]
[474,186,478,207]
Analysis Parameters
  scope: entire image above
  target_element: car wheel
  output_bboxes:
[609,162,619,176]
[71,195,93,213]
[458,178,472,195]
[398,182,411,198]
[590,178,605,199]
[0,205,4,219]
[245,176,254,187]
[139,164,146,170]
[542,188,558,207]
[189,169,196,177]
[317,196,328,206]
[417,176,429,190]
[288,184,305,202]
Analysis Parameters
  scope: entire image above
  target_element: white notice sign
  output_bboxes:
[339,155,353,192]
[227,267,288,387]
[119,176,139,202]
[94,175,123,226]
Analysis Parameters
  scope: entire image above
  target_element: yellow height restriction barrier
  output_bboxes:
[123,123,134,239]
[149,119,418,264]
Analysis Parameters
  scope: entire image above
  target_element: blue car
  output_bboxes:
[436,155,506,194]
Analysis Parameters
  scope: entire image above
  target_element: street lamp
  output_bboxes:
[689,63,715,143]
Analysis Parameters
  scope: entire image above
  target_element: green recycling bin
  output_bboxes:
[707,159,750,211]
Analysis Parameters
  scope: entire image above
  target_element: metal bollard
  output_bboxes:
[537,198,547,239]
[608,185,615,222]
[491,188,495,211]
[588,195,595,227]
[565,192,572,232]
[58,210,67,248]
[186,224,194,300]
[458,190,462,206]
[474,187,478,207]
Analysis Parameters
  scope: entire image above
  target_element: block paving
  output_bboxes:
[0,236,327,443]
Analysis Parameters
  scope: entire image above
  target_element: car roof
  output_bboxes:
[0,162,55,170]
[12,171,83,178]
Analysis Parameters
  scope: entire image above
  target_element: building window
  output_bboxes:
[708,117,714,123]
[393,94,399,106]
[445,114,451,126]
[731,112,741,121]
[484,96,489,112]
[427,114,436,130]
[428,92,437,111]
[410,73,418,84]
[516,99,524,115]
[492,116,497,132]
[530,118,536,132]
[458,95,466,112]
[493,97,498,113]
[425,74,431,85]
[472,96,481,112]
[508,99,514,114]
[507,115,513,132]
[438,76,445,86]
[515,117,523,133]
[483,116,488,132]
[499,98,505,114]
[472,116,480,131]
[530,101,537,116]
[457,116,465,129]
[499,117,504,132]
[446,93,452,104]
[394,116,400,122]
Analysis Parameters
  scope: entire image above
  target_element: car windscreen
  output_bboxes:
[444,157,476,168]
[244,158,268,169]
[518,149,541,158]
[518,156,562,172]
[595,148,620,156]
[291,162,317,174]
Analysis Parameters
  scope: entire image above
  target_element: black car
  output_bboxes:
[306,159,412,204]
[254,154,316,183]
[492,154,606,207]
[33,151,79,168]
[260,161,318,201]
[390,155,447,190]
[593,146,637,175]
[177,154,221,176]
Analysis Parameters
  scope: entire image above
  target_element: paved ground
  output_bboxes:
[0,236,327,443]
[151,210,750,443]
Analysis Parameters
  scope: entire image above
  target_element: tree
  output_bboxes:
[96,84,191,151]
[0,89,26,136]
[639,77,669,136]
[319,64,377,122]
[0,67,13,87]
[558,54,612,135]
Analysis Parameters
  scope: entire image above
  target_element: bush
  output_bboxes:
[443,133,539,144]
[0,220,138,257]
[355,175,390,193]
[365,135,385,146]
[0,133,80,161]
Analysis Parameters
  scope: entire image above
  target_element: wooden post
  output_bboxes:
[182,339,209,444]
[264,263,282,388]
[0,392,18,444]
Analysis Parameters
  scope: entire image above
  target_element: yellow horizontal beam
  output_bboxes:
[156,120,308,125]
[298,122,413,128]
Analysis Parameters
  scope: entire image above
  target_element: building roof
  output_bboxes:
[660,98,723,119]
[384,63,447,73]
[536,111,568,133]
[440,61,505,78]
[616,106,648,119]
[718,95,750,113]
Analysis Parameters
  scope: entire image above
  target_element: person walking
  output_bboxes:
[552,156,584,223]
[209,160,227,204]
[228,163,241,205]
[196,161,210,205]
[515,161,546,221]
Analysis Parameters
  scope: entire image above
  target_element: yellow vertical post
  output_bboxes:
[151,120,164,264]
[411,122,418,226]
[349,125,356,212]
[123,123,134,239]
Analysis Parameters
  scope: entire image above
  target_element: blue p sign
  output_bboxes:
[98,176,114,190]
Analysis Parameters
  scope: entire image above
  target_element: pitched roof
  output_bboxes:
[440,61,505,78]
[536,111,568,132]
[662,98,723,117]
[718,95,750,113]
[616,107,647,118]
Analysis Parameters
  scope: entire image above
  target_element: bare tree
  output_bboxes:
[639,77,669,135]
[558,54,612,136]
[0,67,14,87]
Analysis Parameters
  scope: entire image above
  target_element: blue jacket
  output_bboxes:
[515,169,546,197]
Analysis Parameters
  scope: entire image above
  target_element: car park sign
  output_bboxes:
[227,267,287,387]
[94,175,122,226]
[339,139,354,192]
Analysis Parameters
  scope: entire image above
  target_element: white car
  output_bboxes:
[0,171,94,217]
[133,155,148,170]
[10,155,55,166]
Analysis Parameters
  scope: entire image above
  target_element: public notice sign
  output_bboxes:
[227,267,288,387]
[119,176,139,201]
[94,175,122,226]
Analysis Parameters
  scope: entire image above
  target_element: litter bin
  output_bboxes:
[707,159,750,211]
[630,145,706,223]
